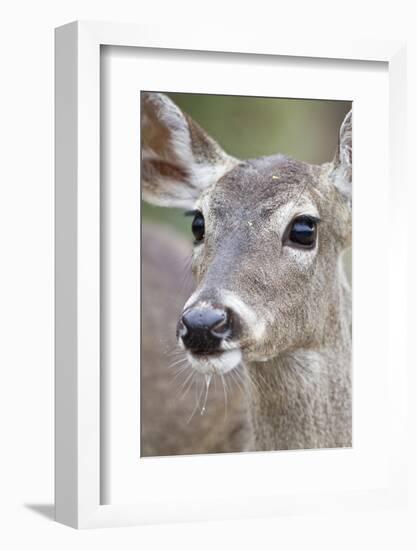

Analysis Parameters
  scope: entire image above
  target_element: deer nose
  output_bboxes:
[178,307,232,353]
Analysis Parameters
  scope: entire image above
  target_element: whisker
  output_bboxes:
[199,373,212,415]
[220,373,228,422]
[187,374,205,424]
[170,363,190,382]
[240,366,260,397]
[166,346,186,358]
[227,369,240,392]
[167,356,189,370]
[239,365,261,397]
[230,368,246,394]
[173,368,194,401]
[176,367,194,392]
[179,370,196,401]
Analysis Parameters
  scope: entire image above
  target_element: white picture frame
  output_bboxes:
[55,21,407,529]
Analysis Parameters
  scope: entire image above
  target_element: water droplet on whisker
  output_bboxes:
[200,373,212,415]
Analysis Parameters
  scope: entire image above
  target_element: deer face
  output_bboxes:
[141,93,352,374]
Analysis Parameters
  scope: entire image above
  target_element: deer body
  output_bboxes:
[141,93,352,453]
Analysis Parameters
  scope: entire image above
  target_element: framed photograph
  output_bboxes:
[55,21,407,528]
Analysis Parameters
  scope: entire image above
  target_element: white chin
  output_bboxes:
[187,349,242,375]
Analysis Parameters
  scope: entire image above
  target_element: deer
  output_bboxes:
[141,92,352,454]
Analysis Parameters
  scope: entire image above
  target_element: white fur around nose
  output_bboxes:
[187,348,242,375]
[221,290,266,341]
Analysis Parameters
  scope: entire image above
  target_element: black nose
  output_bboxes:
[178,307,232,353]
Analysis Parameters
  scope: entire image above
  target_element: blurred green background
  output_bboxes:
[142,93,352,241]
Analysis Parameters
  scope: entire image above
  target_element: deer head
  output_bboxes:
[141,92,352,375]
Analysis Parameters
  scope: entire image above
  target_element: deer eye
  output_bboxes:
[191,211,205,242]
[285,215,318,249]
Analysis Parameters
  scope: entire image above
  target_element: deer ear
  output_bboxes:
[330,110,352,201]
[141,92,238,209]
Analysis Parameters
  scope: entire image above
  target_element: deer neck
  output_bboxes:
[245,267,352,451]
